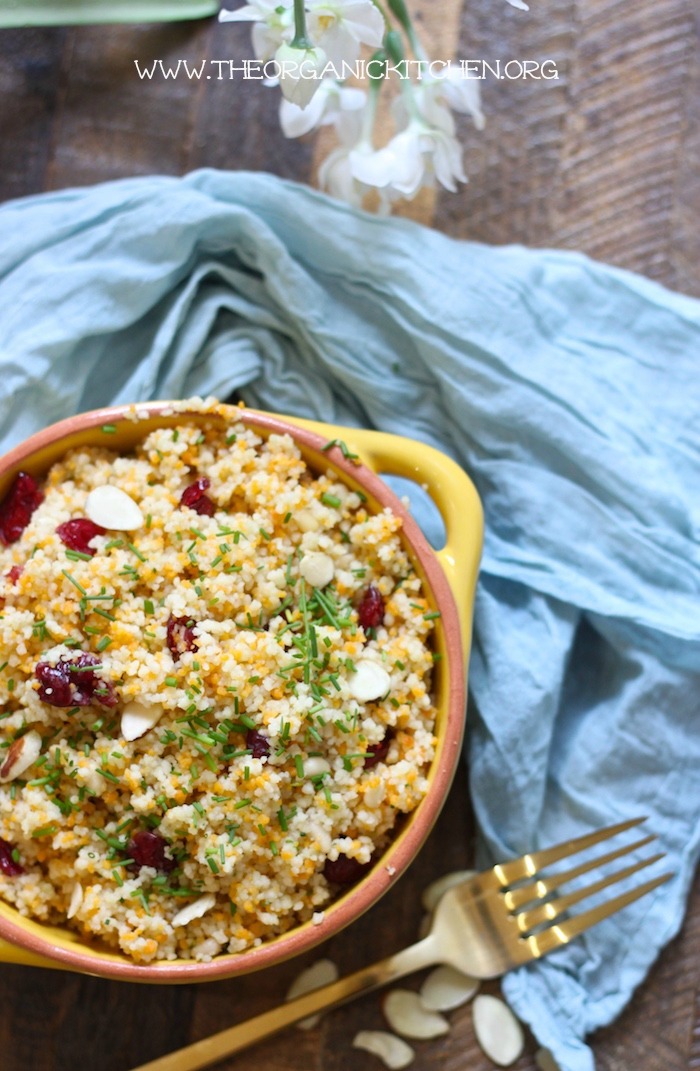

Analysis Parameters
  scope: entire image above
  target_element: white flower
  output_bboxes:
[319,147,366,207]
[426,63,485,130]
[350,126,426,197]
[306,0,384,68]
[350,119,466,198]
[274,41,329,108]
[280,78,366,137]
[219,1,294,62]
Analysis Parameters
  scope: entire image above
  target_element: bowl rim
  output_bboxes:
[0,401,466,982]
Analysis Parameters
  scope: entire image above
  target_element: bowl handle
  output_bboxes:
[281,418,483,666]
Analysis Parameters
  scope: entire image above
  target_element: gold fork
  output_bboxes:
[129,817,672,1071]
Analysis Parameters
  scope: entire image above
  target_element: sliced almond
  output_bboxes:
[353,1030,415,1070]
[421,869,477,913]
[299,551,335,589]
[170,893,216,928]
[286,957,339,1029]
[348,660,391,703]
[294,509,320,533]
[85,485,144,531]
[66,883,83,920]
[419,965,480,1011]
[535,1049,561,1071]
[304,756,331,778]
[121,701,164,742]
[383,989,450,1040]
[0,729,42,783]
[472,994,525,1067]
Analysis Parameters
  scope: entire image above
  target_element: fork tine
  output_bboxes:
[492,816,647,886]
[504,834,657,911]
[515,853,666,932]
[524,871,674,960]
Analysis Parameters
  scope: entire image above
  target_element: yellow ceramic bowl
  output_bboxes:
[0,402,482,982]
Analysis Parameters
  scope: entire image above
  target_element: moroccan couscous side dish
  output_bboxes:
[0,403,440,963]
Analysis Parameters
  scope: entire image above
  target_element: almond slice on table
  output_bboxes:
[419,965,480,1011]
[121,701,165,742]
[299,551,335,589]
[472,994,525,1067]
[383,989,450,1040]
[417,913,432,940]
[421,869,477,913]
[348,660,391,703]
[353,1030,415,1070]
[0,729,42,783]
[285,957,339,1030]
[171,893,216,928]
[85,486,144,531]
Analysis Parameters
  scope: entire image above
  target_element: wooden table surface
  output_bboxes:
[0,2,699,1070]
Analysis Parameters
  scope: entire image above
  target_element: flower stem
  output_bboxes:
[362,75,383,146]
[387,0,428,61]
[291,0,312,49]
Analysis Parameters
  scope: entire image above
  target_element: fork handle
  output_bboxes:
[128,934,439,1071]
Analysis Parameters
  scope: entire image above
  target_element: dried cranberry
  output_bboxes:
[5,565,23,585]
[35,652,117,709]
[364,729,394,769]
[0,838,23,877]
[0,472,44,545]
[126,830,176,873]
[180,478,215,517]
[56,518,106,556]
[166,615,198,661]
[357,585,385,630]
[323,854,371,885]
[246,728,270,759]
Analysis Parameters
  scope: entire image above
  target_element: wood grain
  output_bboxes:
[0,2,698,1069]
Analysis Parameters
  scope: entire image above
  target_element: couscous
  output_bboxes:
[0,402,438,962]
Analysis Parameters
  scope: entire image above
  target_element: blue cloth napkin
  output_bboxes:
[0,170,698,1070]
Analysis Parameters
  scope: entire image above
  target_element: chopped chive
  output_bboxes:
[61,570,86,595]
[101,424,117,434]
[94,608,116,622]
[165,676,178,688]
[31,824,58,839]
[321,493,341,508]
[65,549,92,562]
[127,542,147,562]
[144,599,154,615]
[97,636,112,652]
[321,438,359,460]
[294,755,304,778]
[423,611,441,620]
